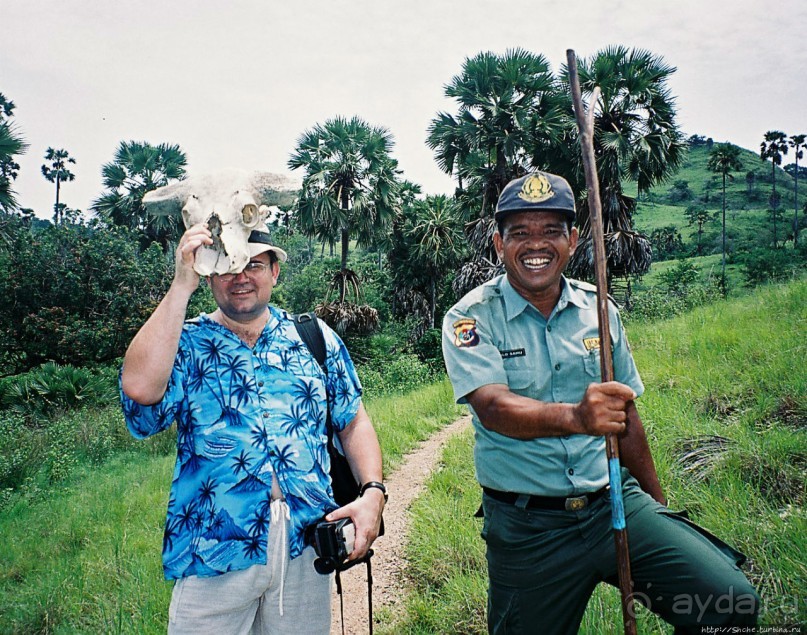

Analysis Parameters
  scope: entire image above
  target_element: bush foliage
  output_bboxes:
[0,216,215,374]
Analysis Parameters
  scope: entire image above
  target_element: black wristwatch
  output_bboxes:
[360,481,388,502]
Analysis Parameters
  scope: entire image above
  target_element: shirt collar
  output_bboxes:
[501,275,588,321]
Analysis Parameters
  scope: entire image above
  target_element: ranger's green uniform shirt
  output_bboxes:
[442,274,643,497]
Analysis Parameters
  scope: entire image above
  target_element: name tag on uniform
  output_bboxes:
[500,348,526,359]
[583,337,600,351]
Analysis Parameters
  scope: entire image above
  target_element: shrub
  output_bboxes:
[0,220,177,373]
[0,362,116,422]
[626,261,723,322]
[0,413,42,491]
[274,257,337,314]
[739,246,807,285]
[412,328,445,371]
[358,352,437,398]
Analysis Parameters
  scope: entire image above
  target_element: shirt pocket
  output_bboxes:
[583,350,602,380]
[506,369,537,398]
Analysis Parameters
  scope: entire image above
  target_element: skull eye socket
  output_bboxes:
[241,204,260,227]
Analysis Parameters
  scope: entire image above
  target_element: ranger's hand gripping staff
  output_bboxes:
[566,48,638,635]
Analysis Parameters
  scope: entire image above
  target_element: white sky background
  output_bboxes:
[2,0,806,219]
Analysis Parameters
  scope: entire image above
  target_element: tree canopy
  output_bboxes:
[41,147,76,224]
[0,94,28,214]
[91,140,188,249]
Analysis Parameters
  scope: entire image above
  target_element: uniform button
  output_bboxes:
[547,325,552,332]
[555,363,561,371]
[568,468,575,476]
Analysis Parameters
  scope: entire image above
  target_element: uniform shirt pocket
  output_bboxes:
[506,369,537,398]
[583,350,602,380]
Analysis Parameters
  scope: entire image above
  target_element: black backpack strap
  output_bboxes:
[292,311,336,452]
[293,312,327,373]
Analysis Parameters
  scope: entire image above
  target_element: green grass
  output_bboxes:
[388,279,806,633]
[0,380,463,634]
[368,379,465,474]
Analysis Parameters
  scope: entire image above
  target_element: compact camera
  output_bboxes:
[311,518,355,573]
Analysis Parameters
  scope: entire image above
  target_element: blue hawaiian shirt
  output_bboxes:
[121,306,363,580]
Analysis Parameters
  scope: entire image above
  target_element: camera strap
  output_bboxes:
[334,550,374,635]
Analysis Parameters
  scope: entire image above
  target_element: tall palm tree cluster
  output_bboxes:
[288,116,403,334]
[760,130,806,248]
[427,46,687,298]
[283,46,687,333]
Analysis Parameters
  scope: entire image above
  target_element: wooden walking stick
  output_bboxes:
[566,48,638,635]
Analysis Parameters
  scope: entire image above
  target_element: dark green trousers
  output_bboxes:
[481,473,758,634]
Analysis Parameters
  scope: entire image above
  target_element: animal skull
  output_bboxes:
[142,169,299,276]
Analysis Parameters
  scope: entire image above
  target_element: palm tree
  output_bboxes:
[789,134,805,245]
[427,48,566,264]
[91,140,187,248]
[0,94,28,213]
[288,116,401,334]
[288,116,401,275]
[760,130,789,248]
[707,143,743,286]
[41,147,76,224]
[685,206,717,256]
[564,46,687,294]
[406,195,467,327]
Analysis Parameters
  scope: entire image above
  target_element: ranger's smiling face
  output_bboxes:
[494,211,578,312]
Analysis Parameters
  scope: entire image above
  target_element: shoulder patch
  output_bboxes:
[452,318,480,348]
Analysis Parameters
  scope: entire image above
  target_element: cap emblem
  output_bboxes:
[518,174,555,204]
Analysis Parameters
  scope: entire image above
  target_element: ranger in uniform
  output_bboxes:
[442,171,758,634]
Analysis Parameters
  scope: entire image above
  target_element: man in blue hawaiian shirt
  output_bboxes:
[121,222,386,634]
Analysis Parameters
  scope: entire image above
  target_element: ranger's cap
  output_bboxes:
[248,223,288,262]
[494,171,576,223]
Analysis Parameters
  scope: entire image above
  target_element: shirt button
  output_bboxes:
[262,412,269,418]
[568,468,575,476]
[258,381,264,387]
[555,363,561,371]
[547,325,552,332]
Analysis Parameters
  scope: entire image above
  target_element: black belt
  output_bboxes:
[483,486,608,512]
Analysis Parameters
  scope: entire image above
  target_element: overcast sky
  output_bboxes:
[3,0,806,219]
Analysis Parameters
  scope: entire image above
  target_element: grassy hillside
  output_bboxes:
[633,141,806,267]
[390,278,806,633]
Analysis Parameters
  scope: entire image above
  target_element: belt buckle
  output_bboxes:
[565,495,587,512]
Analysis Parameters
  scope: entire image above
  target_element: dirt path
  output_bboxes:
[330,415,472,634]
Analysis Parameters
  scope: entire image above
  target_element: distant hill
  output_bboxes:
[629,138,806,287]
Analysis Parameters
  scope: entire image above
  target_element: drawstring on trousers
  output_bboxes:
[270,498,290,616]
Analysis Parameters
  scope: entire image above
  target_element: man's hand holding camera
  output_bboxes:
[324,483,386,562]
